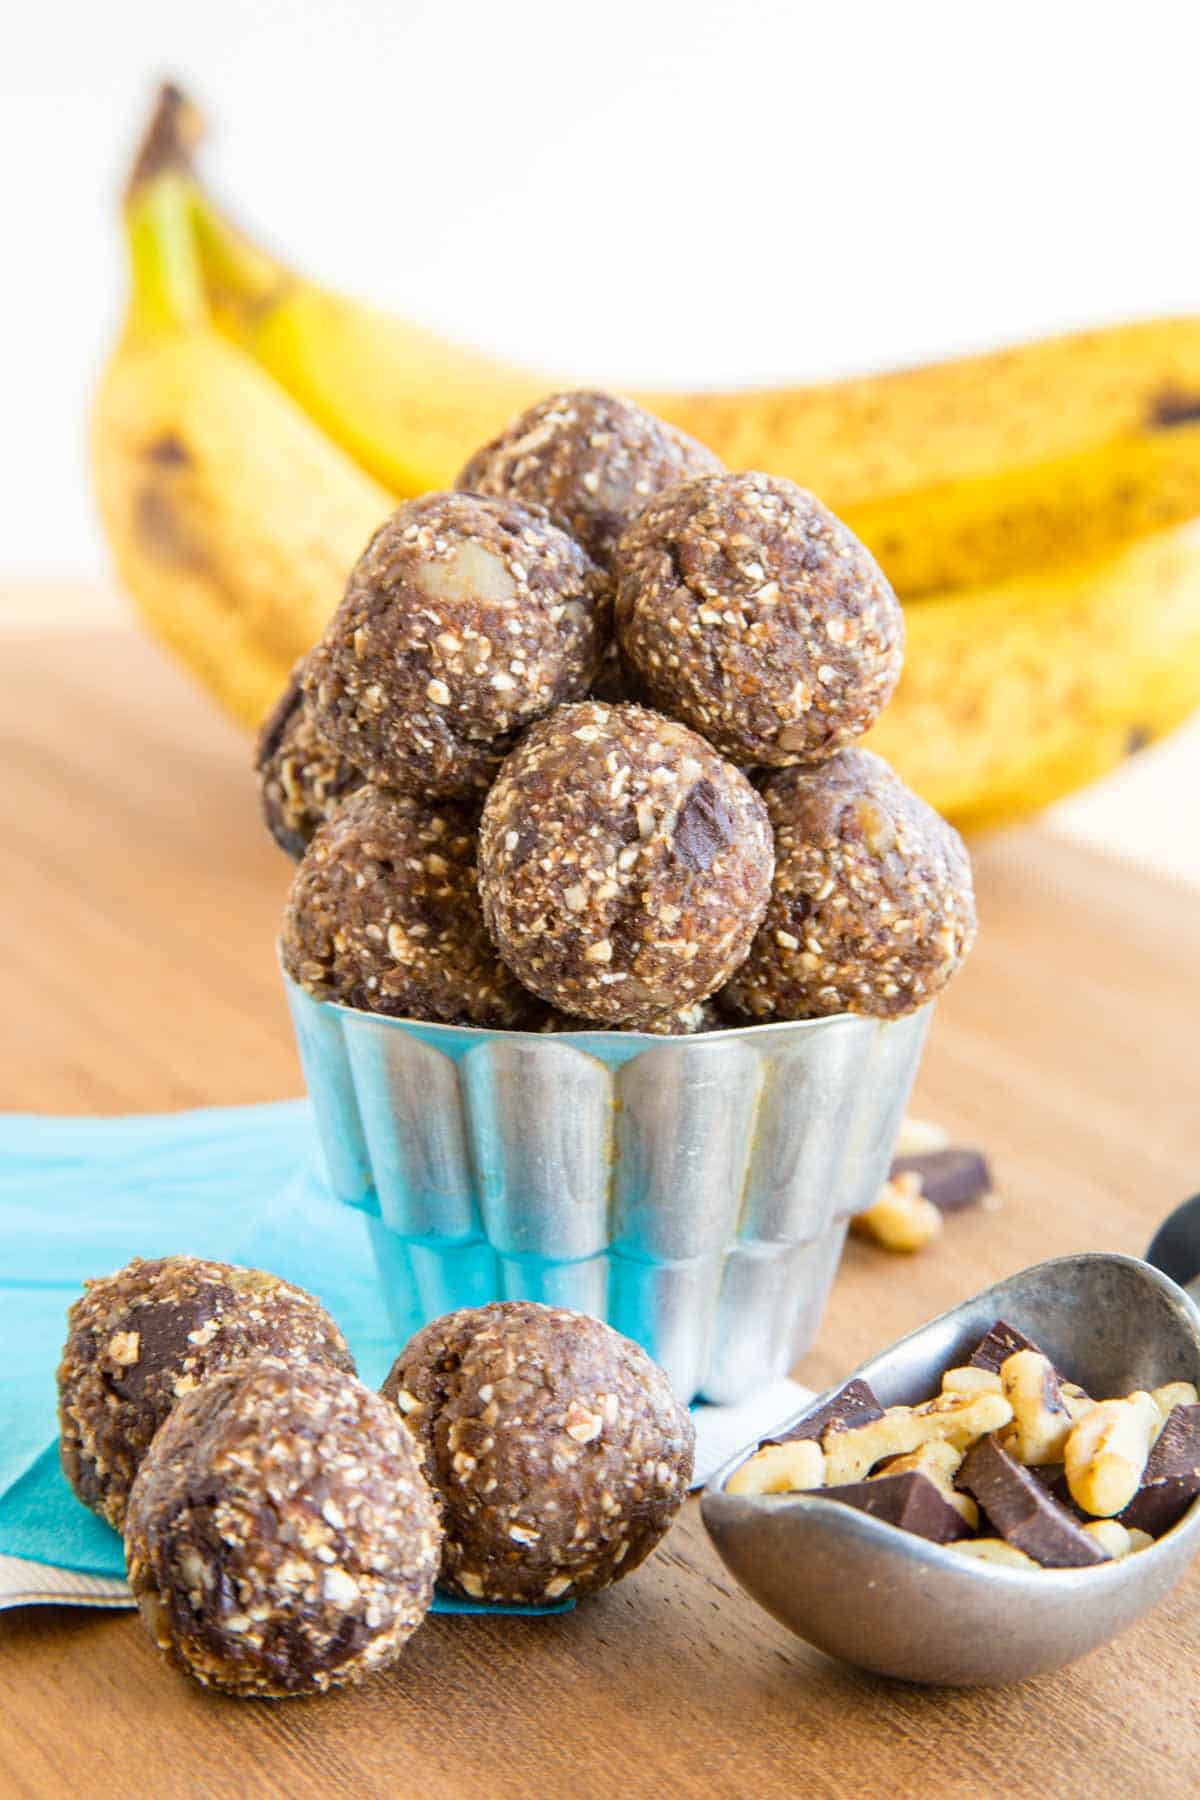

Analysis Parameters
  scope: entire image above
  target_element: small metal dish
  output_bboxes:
[284,970,930,1403]
[702,1253,1200,1686]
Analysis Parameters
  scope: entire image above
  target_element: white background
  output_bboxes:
[4,0,1199,877]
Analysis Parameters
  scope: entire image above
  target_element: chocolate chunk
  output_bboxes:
[1120,1404,1200,1537]
[672,779,735,872]
[765,1378,884,1447]
[1030,1462,1089,1522]
[818,1471,973,1544]
[968,1319,1046,1374]
[890,1147,992,1212]
[958,1435,1109,1567]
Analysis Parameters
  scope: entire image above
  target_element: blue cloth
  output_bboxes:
[0,1104,569,1614]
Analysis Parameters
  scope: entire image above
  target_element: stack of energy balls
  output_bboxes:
[58,1257,693,1698]
[265,391,976,1035]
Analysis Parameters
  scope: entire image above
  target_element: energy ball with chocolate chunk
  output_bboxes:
[457,391,722,574]
[305,491,609,799]
[280,784,541,1028]
[255,661,364,860]
[720,748,975,1023]
[614,472,904,767]
[382,1301,694,1604]
[125,1359,441,1698]
[58,1256,354,1531]
[478,701,773,1027]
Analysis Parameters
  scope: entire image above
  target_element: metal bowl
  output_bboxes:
[702,1252,1200,1684]
[283,972,931,1403]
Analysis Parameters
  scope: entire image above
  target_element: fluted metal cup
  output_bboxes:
[284,971,931,1402]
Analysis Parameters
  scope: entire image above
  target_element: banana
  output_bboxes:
[192,189,549,501]
[92,89,1200,829]
[863,522,1200,828]
[92,145,390,730]
[190,177,1200,598]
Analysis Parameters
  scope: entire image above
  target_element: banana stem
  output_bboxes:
[123,174,209,339]
[121,84,209,339]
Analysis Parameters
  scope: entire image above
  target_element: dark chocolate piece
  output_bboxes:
[968,1319,1046,1374]
[1120,1404,1200,1537]
[890,1147,992,1212]
[672,779,735,872]
[1030,1462,1090,1522]
[765,1378,884,1447]
[818,1471,973,1544]
[958,1435,1109,1567]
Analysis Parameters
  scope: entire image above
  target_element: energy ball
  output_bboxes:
[720,748,976,1022]
[614,472,904,766]
[381,1301,694,1604]
[125,1359,441,1698]
[478,701,773,1027]
[542,998,717,1036]
[58,1256,354,1531]
[255,660,364,860]
[305,491,609,798]
[280,784,541,1029]
[457,390,722,574]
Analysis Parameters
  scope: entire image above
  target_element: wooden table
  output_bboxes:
[2,622,1198,1798]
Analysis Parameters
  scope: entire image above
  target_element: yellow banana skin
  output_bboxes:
[193,188,1200,597]
[93,329,390,729]
[92,160,390,731]
[864,522,1200,829]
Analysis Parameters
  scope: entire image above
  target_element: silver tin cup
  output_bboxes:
[284,971,931,1403]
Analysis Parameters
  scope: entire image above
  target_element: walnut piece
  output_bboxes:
[851,1172,943,1253]
[725,1439,825,1496]
[1064,1392,1160,1517]
[999,1349,1075,1467]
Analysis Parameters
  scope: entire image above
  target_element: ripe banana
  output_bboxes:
[92,159,390,731]
[91,88,1200,830]
[190,181,1200,598]
[863,523,1200,829]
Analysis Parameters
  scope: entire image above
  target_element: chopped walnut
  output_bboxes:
[1064,1392,1160,1517]
[725,1439,825,1497]
[851,1172,943,1253]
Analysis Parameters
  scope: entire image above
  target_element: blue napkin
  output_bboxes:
[0,1104,569,1615]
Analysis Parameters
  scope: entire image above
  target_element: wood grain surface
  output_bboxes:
[2,621,1198,1799]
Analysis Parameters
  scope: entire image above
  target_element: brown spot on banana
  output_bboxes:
[146,432,191,467]
[135,485,212,574]
[1149,389,1200,429]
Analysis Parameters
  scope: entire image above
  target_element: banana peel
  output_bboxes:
[190,175,1200,598]
[92,136,390,731]
[865,523,1200,829]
